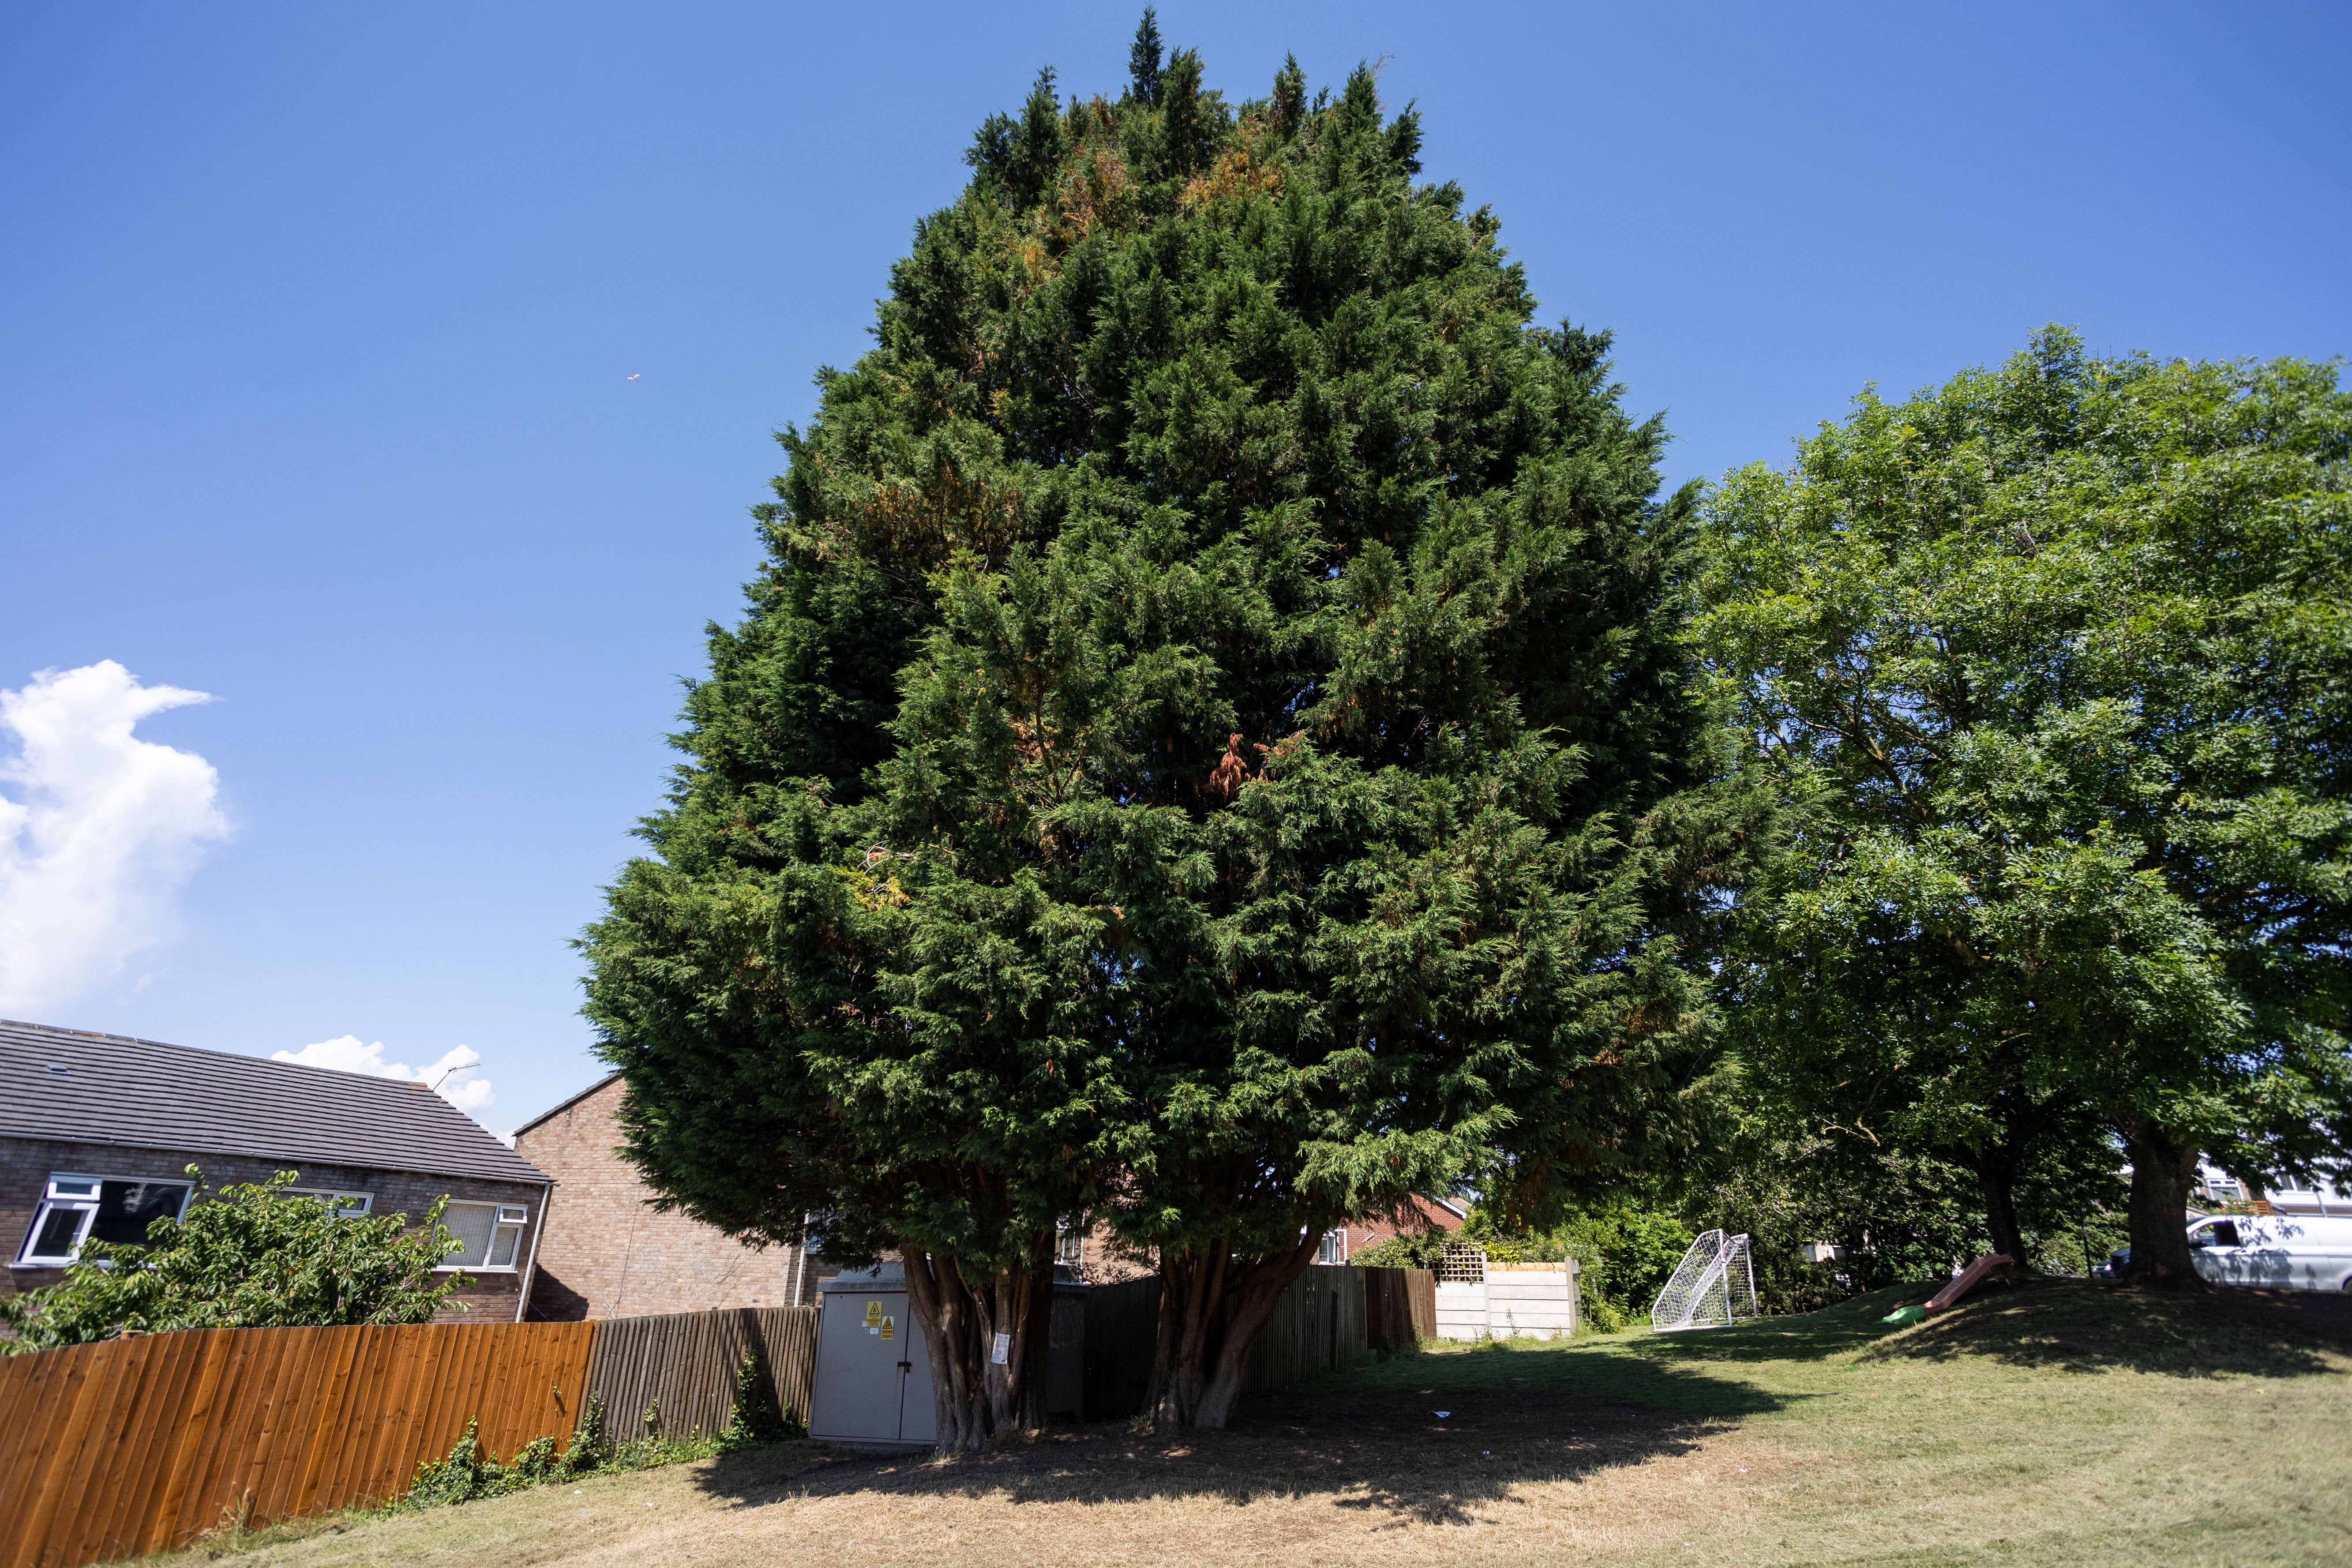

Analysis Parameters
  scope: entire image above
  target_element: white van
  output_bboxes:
[2188,1213,2352,1292]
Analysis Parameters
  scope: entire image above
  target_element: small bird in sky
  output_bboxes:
[626,373,640,381]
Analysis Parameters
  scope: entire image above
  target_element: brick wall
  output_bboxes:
[1337,1194,1467,1260]
[513,1077,812,1320]
[1060,1218,1154,1283]
[0,1135,545,1323]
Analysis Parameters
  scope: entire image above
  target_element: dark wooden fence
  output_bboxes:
[1366,1267,1437,1348]
[1081,1266,1431,1422]
[0,1321,593,1568]
[580,1305,818,1447]
[1081,1275,1161,1421]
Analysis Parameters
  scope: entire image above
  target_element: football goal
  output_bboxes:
[1650,1229,1758,1332]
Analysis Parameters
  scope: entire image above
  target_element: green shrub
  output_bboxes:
[1579,1295,1631,1334]
[1352,1234,1449,1270]
[0,1168,468,1352]
[721,1350,803,1446]
[400,1418,590,1509]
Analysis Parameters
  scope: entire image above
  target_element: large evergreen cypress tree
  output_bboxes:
[582,19,1740,1437]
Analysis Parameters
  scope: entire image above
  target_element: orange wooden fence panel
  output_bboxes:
[0,1321,592,1568]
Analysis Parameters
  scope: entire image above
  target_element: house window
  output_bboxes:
[1316,1227,1348,1265]
[1055,1222,1085,1269]
[16,1175,192,1267]
[438,1202,529,1270]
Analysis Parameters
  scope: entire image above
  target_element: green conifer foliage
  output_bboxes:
[582,18,1738,1436]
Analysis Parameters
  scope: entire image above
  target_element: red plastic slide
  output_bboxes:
[1882,1254,2014,1325]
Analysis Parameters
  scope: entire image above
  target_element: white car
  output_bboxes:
[2187,1213,2352,1291]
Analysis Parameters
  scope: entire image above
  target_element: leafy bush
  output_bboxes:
[0,1168,467,1351]
[1351,1233,1449,1270]
[1579,1294,1630,1334]
[724,1350,802,1444]
[400,1418,589,1509]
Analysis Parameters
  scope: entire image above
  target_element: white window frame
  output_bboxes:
[1315,1227,1349,1265]
[435,1201,531,1272]
[15,1173,194,1268]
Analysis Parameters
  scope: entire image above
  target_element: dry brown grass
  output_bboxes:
[178,1280,2352,1568]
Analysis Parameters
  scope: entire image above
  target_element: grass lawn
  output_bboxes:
[178,1279,2352,1568]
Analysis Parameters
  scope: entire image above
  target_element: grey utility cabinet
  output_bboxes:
[810,1265,938,1447]
[808,1264,1088,1447]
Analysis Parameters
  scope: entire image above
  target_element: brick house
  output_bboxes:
[2,1018,551,1323]
[1320,1193,1469,1263]
[514,1074,819,1320]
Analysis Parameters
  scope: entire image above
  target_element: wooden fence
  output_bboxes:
[1244,1265,1370,1390]
[1081,1266,1430,1422]
[580,1305,818,1447]
[1,1272,1424,1566]
[0,1306,825,1568]
[1081,1275,1161,1421]
[1365,1266,1437,1348]
[0,1321,592,1568]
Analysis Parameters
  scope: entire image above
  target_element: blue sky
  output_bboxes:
[3,1,2345,1131]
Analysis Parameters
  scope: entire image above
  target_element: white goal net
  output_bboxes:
[1650,1229,1758,1332]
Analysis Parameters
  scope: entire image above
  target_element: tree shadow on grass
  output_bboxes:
[1864,1275,2352,1380]
[686,1369,1786,1528]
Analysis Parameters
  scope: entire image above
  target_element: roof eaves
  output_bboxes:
[15,1131,551,1188]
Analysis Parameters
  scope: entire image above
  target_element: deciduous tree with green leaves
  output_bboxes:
[582,15,1744,1436]
[0,1169,467,1351]
[1696,330,2352,1286]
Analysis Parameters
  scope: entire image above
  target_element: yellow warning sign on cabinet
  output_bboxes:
[864,1300,882,1326]
[880,1316,895,1341]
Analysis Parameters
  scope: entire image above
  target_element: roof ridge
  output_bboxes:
[0,1017,551,1187]
[3,1017,471,1090]
[0,1017,194,1052]
[511,1071,623,1138]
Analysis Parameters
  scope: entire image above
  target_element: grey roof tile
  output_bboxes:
[0,1018,549,1186]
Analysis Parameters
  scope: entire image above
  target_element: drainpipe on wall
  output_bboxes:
[789,1212,813,1308]
[514,1179,554,1323]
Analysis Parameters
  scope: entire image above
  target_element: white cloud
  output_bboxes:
[273,1035,498,1114]
[0,661,228,1016]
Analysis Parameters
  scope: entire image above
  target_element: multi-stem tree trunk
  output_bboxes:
[2116,1117,2205,1289]
[899,1237,1058,1451]
[1147,1229,1323,1431]
[1962,1149,2027,1265]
